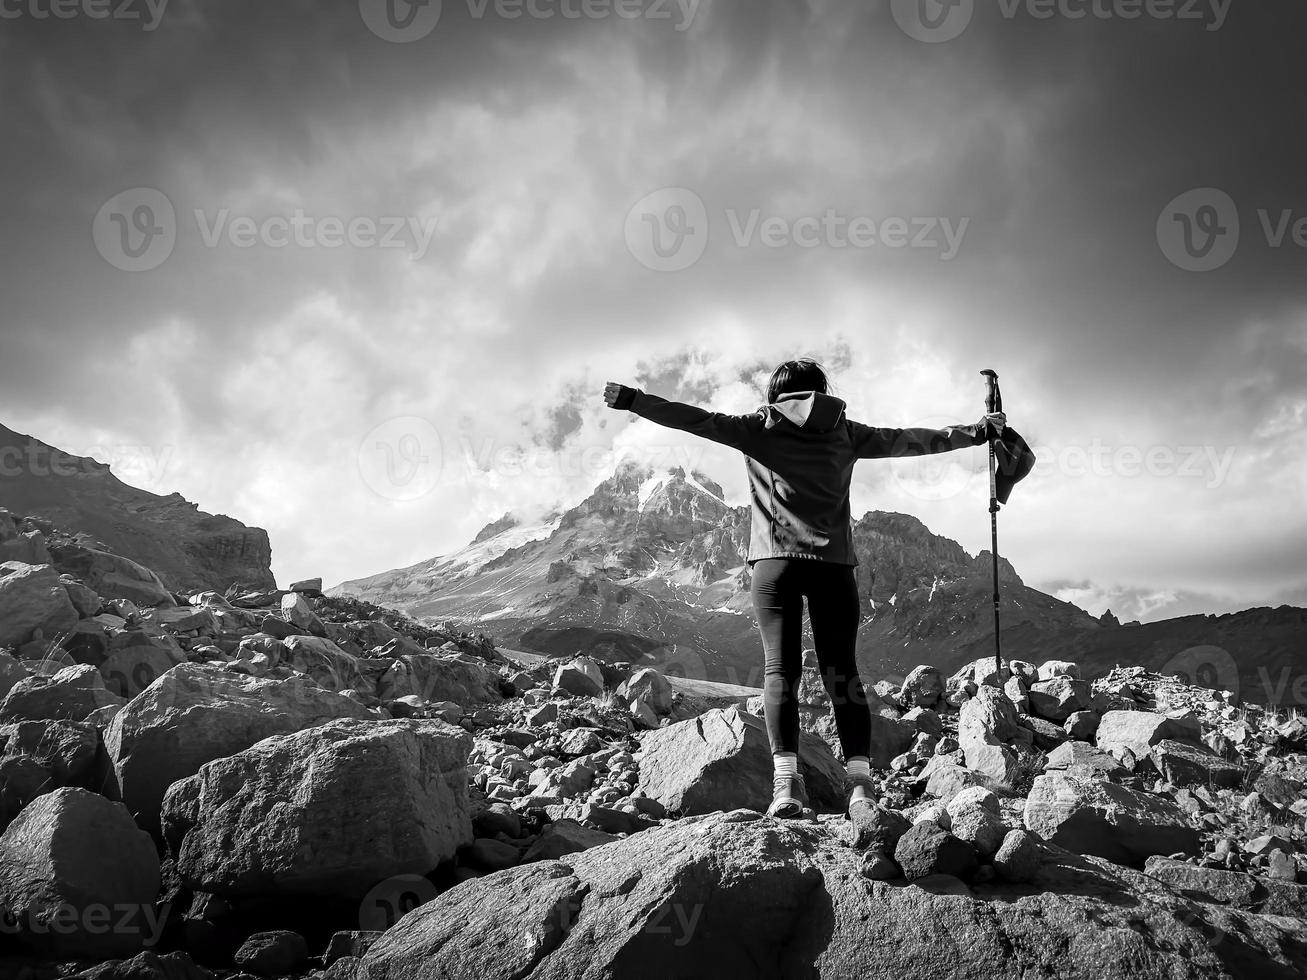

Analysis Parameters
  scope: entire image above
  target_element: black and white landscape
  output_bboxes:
[2,2,1306,978]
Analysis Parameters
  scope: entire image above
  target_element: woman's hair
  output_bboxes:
[766,358,830,404]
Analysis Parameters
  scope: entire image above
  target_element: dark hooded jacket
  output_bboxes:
[626,389,989,566]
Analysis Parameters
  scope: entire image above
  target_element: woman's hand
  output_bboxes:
[985,411,1007,436]
[605,382,637,411]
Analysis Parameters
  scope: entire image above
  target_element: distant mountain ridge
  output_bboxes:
[329,461,1079,681]
[332,460,1307,704]
[0,422,275,592]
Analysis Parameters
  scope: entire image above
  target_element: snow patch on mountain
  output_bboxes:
[637,474,667,511]
[429,516,563,578]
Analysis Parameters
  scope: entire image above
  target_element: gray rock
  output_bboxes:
[848,802,911,853]
[464,838,520,871]
[0,787,160,958]
[993,829,1042,883]
[1024,771,1200,867]
[282,635,364,693]
[1150,739,1243,789]
[1064,710,1100,741]
[958,687,1021,789]
[0,717,99,789]
[1028,677,1092,723]
[0,663,124,723]
[619,668,672,714]
[553,657,604,697]
[1036,660,1080,681]
[375,652,504,707]
[49,545,175,608]
[355,810,1307,980]
[0,561,79,648]
[521,818,617,862]
[893,823,979,881]
[104,662,372,837]
[1043,741,1124,779]
[234,930,309,977]
[636,706,846,815]
[280,591,327,636]
[1095,710,1202,761]
[164,718,472,899]
[898,666,944,709]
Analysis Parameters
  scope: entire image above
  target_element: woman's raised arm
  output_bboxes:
[604,382,764,453]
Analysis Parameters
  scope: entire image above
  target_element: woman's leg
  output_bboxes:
[750,558,804,756]
[804,562,871,762]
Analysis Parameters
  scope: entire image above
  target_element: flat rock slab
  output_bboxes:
[350,811,1307,980]
[636,706,845,815]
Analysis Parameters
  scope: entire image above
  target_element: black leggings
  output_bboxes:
[751,557,870,760]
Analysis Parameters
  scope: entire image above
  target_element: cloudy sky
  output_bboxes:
[2,0,1304,622]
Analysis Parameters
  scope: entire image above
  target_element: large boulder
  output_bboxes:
[281,635,365,693]
[103,662,372,836]
[1027,677,1092,723]
[375,653,504,707]
[354,810,1307,980]
[163,718,472,900]
[0,718,100,790]
[957,687,1021,789]
[98,632,186,699]
[619,668,673,715]
[897,666,944,709]
[553,656,604,697]
[1149,739,1244,789]
[48,544,175,607]
[0,652,28,700]
[280,591,327,637]
[636,706,846,814]
[1024,771,1200,867]
[0,787,160,958]
[1095,710,1203,761]
[0,561,79,648]
[0,664,125,723]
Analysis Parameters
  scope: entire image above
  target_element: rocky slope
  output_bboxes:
[2,503,1307,978]
[0,422,275,593]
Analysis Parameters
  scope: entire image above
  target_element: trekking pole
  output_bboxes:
[980,369,1003,683]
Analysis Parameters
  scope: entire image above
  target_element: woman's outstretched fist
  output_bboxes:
[985,411,1007,436]
[605,382,637,411]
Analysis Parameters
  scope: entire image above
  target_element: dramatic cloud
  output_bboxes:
[1,0,1303,620]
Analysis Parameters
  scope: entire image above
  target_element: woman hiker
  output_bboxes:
[603,359,1005,819]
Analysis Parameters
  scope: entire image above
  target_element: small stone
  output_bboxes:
[893,823,979,881]
[861,850,900,880]
[994,829,1042,883]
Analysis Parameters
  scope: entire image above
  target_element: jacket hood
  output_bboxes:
[762,391,847,433]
